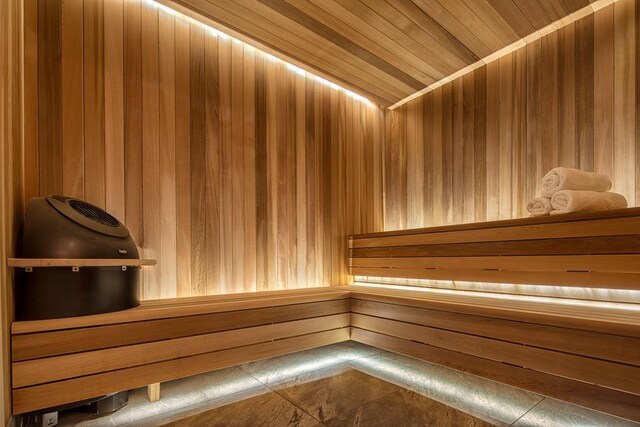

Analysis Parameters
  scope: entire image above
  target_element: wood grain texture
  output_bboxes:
[353,314,640,394]
[1,0,24,420]
[352,328,640,422]
[166,0,592,105]
[10,289,350,414]
[349,207,640,289]
[384,1,638,232]
[26,0,384,299]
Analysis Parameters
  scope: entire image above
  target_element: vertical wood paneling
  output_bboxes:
[526,40,542,199]
[84,0,106,207]
[204,32,220,295]
[104,0,125,220]
[244,46,257,291]
[61,0,84,200]
[441,83,453,225]
[613,0,636,206]
[540,31,559,176]
[1,0,24,419]
[218,36,233,293]
[576,14,595,172]
[513,48,527,219]
[38,0,62,196]
[452,78,464,224]
[485,60,499,221]
[231,41,245,290]
[141,5,160,298]
[174,17,191,297]
[27,0,382,298]
[255,54,268,291]
[189,24,206,296]
[24,0,39,205]
[123,0,143,246]
[558,22,577,168]
[384,2,639,230]
[158,10,177,297]
[594,4,614,181]
[473,67,486,222]
[498,55,513,220]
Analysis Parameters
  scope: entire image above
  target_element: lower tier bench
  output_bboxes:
[11,286,640,421]
[350,285,640,422]
[11,205,640,421]
[10,287,351,414]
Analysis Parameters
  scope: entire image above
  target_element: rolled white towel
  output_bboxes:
[541,167,612,197]
[527,197,552,217]
[550,190,627,215]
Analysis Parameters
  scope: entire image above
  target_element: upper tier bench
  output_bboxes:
[10,208,640,421]
[349,207,640,289]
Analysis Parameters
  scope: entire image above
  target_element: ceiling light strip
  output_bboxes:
[388,0,619,110]
[145,0,374,106]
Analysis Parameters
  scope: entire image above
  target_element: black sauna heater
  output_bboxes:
[16,195,141,321]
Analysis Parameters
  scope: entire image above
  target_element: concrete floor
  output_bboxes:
[56,342,638,427]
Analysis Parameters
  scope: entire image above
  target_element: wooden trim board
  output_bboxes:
[7,258,158,268]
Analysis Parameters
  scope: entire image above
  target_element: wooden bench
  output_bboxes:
[10,209,640,421]
[10,287,350,414]
[348,208,640,422]
[349,207,640,289]
[349,285,640,422]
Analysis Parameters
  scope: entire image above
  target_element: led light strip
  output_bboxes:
[388,0,619,110]
[352,281,640,314]
[143,0,374,106]
[354,275,640,304]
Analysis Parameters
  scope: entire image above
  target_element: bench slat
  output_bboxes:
[13,314,350,388]
[12,299,350,361]
[12,328,350,414]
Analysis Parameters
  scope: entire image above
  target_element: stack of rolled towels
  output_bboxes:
[526,167,628,217]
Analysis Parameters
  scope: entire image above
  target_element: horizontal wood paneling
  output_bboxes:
[384,0,638,231]
[11,289,350,414]
[12,298,350,361]
[352,314,640,394]
[351,299,640,365]
[350,290,640,422]
[13,314,350,387]
[349,286,640,337]
[349,208,640,289]
[14,328,349,414]
[26,0,384,300]
[352,328,640,422]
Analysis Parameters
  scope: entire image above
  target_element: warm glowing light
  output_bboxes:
[286,63,307,77]
[354,276,640,304]
[144,0,176,15]
[389,0,621,110]
[352,281,640,313]
[143,0,373,106]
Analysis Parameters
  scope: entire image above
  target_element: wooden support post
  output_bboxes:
[147,383,161,402]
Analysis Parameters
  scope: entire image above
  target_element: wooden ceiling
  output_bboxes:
[168,0,597,106]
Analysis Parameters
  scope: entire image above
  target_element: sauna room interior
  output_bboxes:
[1,0,640,425]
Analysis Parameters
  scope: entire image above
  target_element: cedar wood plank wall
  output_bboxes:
[22,0,640,290]
[24,0,385,299]
[384,0,640,230]
[1,0,24,421]
[9,0,640,420]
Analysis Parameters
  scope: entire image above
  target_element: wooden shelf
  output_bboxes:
[7,258,157,268]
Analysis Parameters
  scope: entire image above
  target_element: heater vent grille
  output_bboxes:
[69,200,120,227]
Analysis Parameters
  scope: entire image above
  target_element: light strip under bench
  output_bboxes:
[349,207,640,290]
